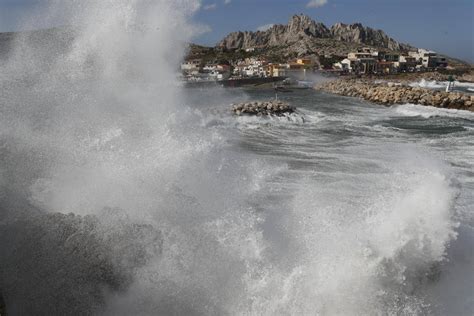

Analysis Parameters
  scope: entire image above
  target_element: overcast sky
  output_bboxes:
[1,0,472,63]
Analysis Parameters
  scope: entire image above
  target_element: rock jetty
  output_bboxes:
[317,79,474,111]
[232,100,295,116]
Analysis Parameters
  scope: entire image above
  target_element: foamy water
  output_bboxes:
[409,79,474,94]
[394,103,474,119]
[0,1,473,315]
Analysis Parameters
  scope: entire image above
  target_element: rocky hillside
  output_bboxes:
[217,14,413,56]
[330,22,410,51]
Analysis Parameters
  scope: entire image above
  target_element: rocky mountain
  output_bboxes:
[217,15,413,56]
[330,22,409,51]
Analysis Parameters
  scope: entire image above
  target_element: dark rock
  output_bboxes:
[232,100,295,116]
[0,292,6,316]
[0,206,162,315]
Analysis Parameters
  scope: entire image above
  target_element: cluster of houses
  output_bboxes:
[181,59,232,81]
[232,57,313,78]
[180,48,448,82]
[332,48,448,75]
[180,57,314,82]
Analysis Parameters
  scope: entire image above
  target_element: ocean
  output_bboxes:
[0,1,473,315]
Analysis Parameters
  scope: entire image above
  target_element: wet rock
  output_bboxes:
[231,100,295,116]
[0,207,162,316]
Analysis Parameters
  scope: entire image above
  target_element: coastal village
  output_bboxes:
[181,47,449,82]
[180,45,473,112]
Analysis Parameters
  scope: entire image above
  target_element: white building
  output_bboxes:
[408,49,447,68]
[181,59,202,72]
[333,58,353,72]
[234,58,268,77]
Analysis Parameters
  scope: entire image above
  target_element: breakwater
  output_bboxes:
[231,100,295,116]
[316,79,474,111]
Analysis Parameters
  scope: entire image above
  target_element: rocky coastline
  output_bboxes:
[316,79,474,111]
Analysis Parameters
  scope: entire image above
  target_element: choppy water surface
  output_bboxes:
[186,88,474,315]
[0,1,473,315]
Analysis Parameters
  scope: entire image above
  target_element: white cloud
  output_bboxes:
[256,24,274,32]
[203,3,217,10]
[306,0,328,8]
[224,0,231,4]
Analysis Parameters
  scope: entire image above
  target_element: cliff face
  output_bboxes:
[273,14,331,44]
[330,22,411,51]
[218,15,330,50]
[217,15,412,55]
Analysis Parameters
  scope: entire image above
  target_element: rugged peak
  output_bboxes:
[350,23,364,29]
[217,14,413,54]
[288,14,313,26]
[332,22,346,28]
[287,14,330,38]
[330,22,411,51]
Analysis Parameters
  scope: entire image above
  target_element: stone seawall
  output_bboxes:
[316,79,474,111]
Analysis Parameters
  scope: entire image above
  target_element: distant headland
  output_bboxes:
[182,14,471,83]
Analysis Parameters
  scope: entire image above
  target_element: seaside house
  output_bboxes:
[232,58,269,77]
[409,49,447,69]
[203,63,218,73]
[347,50,376,74]
[213,65,232,80]
[287,62,309,80]
[181,58,202,73]
[233,61,251,77]
[267,63,288,77]
[433,56,448,68]
[232,63,244,77]
[376,51,400,62]
[296,58,313,66]
[395,55,418,72]
[338,58,352,73]
[421,50,438,68]
[358,58,376,74]
[190,62,231,81]
[334,46,447,75]
[348,51,373,60]
[376,61,395,74]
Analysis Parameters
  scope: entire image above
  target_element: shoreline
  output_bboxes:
[316,78,474,112]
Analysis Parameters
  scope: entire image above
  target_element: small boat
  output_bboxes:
[274,86,293,93]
